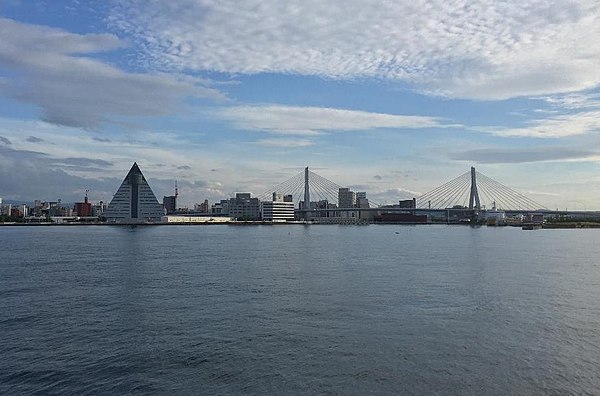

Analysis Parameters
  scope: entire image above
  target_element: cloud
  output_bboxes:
[110,0,600,100]
[482,110,600,138]
[256,138,314,148]
[26,136,44,143]
[0,135,11,145]
[0,17,223,128]
[369,187,422,204]
[0,144,119,201]
[0,143,227,203]
[450,146,600,164]
[217,105,443,135]
[536,93,600,110]
[52,157,114,168]
[92,136,112,143]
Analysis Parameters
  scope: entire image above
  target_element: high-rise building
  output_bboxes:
[104,163,165,223]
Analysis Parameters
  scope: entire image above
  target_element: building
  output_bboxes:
[104,162,165,223]
[356,192,369,208]
[228,193,261,220]
[92,201,106,217]
[211,199,229,215]
[74,192,93,217]
[195,199,210,213]
[163,195,177,214]
[162,181,178,214]
[261,192,295,222]
[374,213,428,223]
[399,198,417,209]
[338,187,358,218]
[338,188,356,208]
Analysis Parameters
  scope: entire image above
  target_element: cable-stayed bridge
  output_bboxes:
[260,166,557,219]
[416,167,545,211]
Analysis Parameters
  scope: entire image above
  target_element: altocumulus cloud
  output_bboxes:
[110,0,600,100]
[482,110,600,138]
[0,18,223,129]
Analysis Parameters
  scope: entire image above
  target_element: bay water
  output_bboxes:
[1,225,599,394]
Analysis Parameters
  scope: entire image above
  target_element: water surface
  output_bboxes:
[1,225,599,394]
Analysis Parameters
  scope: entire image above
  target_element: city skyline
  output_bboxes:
[2,1,600,209]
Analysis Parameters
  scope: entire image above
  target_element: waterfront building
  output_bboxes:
[399,198,417,209]
[163,181,178,214]
[211,199,229,215]
[163,195,177,214]
[32,201,71,217]
[262,192,295,222]
[338,188,356,208]
[339,187,358,218]
[104,163,165,223]
[74,192,93,217]
[228,193,261,220]
[195,199,210,213]
[356,191,367,202]
[92,201,106,217]
[299,199,338,218]
[355,192,372,220]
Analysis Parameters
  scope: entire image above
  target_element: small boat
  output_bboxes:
[522,224,541,230]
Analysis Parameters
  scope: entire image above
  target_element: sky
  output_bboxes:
[2,0,600,210]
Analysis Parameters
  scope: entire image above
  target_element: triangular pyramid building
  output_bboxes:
[104,163,165,223]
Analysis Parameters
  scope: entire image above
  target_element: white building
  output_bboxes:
[104,163,165,223]
[261,192,295,222]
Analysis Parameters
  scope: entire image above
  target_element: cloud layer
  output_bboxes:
[216,105,443,135]
[482,110,600,138]
[0,17,221,128]
[450,146,600,164]
[110,0,600,99]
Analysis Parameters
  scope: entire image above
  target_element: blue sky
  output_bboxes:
[2,0,600,210]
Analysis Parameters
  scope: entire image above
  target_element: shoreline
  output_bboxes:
[2,221,598,228]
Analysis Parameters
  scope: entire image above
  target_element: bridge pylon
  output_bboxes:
[468,166,481,211]
[303,166,310,220]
